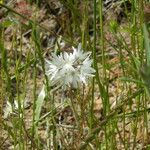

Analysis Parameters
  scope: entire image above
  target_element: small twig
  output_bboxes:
[0,3,74,45]
[0,3,57,36]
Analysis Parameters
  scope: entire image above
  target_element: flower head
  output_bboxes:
[46,44,95,89]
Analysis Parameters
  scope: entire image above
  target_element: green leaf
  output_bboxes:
[0,0,3,4]
[120,77,144,85]
[143,24,150,66]
[2,20,13,28]
[34,86,46,123]
[140,64,150,94]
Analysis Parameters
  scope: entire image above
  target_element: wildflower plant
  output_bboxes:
[45,44,95,89]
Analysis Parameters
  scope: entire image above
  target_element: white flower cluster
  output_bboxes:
[46,44,95,89]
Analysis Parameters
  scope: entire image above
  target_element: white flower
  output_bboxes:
[3,100,25,119]
[3,101,13,119]
[46,44,95,88]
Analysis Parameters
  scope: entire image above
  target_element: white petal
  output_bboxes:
[45,44,95,88]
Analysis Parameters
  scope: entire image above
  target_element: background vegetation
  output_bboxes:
[0,0,150,149]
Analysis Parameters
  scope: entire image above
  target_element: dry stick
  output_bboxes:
[0,3,75,47]
[0,3,73,44]
[0,3,58,36]
[79,89,144,150]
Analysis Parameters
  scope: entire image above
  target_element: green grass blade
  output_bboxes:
[143,24,150,66]
[34,86,46,123]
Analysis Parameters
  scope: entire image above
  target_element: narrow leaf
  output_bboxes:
[34,86,46,122]
[143,24,150,66]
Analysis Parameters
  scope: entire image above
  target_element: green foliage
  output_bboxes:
[1,0,149,149]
